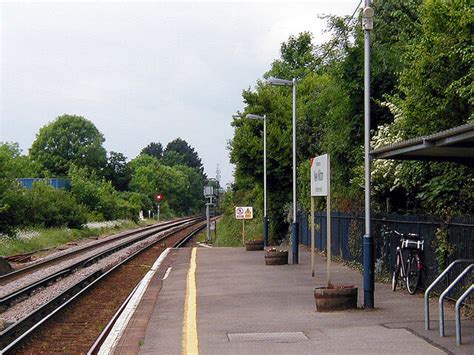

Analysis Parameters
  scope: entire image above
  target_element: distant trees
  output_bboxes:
[30,114,107,176]
[130,139,206,216]
[104,151,131,191]
[141,142,163,160]
[163,138,206,177]
[0,114,207,235]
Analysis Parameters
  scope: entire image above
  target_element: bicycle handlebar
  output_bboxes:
[382,228,420,239]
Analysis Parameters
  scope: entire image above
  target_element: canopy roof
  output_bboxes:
[370,122,474,166]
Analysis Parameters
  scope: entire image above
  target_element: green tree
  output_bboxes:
[68,165,138,221]
[30,114,107,176]
[0,143,43,179]
[0,143,44,234]
[141,142,163,160]
[128,154,204,215]
[104,151,131,191]
[395,0,472,136]
[163,138,205,177]
[24,181,87,228]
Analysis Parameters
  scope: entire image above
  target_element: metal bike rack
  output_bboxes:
[424,259,473,331]
[456,285,473,346]
[439,264,473,337]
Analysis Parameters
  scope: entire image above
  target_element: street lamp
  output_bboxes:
[266,76,299,264]
[246,113,268,247]
[362,2,375,308]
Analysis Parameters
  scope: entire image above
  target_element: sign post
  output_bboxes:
[310,154,331,285]
[204,186,216,243]
[235,206,253,245]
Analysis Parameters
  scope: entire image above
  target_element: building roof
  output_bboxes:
[370,122,474,166]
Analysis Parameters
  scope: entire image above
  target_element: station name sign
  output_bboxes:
[310,154,328,197]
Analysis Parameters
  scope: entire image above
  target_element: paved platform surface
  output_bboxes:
[115,247,473,355]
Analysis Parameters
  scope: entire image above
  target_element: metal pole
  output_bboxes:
[327,154,331,286]
[263,115,268,247]
[157,204,160,222]
[424,259,473,330]
[456,284,473,346]
[291,78,299,264]
[206,200,210,242]
[311,196,315,277]
[363,1,374,309]
[439,264,474,337]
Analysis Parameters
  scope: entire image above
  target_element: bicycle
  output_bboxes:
[390,230,424,294]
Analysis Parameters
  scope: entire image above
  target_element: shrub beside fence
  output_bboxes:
[298,211,474,297]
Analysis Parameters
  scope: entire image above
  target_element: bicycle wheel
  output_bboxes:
[406,253,420,294]
[392,253,400,291]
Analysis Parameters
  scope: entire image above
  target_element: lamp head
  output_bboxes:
[266,77,293,86]
[246,114,265,121]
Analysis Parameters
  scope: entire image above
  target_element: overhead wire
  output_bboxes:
[317,0,363,63]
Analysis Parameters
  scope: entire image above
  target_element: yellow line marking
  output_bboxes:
[183,247,199,355]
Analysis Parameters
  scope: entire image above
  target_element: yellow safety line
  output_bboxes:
[182,247,199,355]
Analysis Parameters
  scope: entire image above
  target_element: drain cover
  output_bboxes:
[227,332,308,343]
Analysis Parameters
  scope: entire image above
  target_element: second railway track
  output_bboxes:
[0,217,193,287]
[0,217,200,310]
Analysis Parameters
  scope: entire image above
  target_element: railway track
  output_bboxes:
[0,217,197,310]
[0,217,191,286]
[0,217,205,353]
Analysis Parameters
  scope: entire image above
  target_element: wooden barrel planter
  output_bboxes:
[264,250,288,265]
[314,286,358,312]
[245,240,264,251]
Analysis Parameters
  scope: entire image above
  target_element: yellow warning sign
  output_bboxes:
[235,206,253,220]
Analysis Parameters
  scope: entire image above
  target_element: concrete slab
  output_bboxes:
[119,247,473,355]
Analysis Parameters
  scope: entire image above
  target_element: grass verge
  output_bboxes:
[0,219,155,257]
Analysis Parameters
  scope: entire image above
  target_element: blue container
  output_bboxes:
[17,178,70,190]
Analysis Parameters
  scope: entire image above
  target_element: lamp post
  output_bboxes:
[266,77,299,264]
[362,2,375,309]
[246,114,268,247]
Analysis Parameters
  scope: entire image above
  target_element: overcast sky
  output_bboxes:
[1,0,358,187]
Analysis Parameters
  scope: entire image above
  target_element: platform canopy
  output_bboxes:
[370,122,474,166]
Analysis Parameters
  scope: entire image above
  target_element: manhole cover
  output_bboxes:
[227,332,309,343]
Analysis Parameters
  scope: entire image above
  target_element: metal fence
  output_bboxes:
[298,211,474,295]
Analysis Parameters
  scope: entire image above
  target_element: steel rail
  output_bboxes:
[0,270,104,352]
[88,223,205,354]
[0,269,71,309]
[0,217,205,354]
[0,218,200,308]
[174,225,206,248]
[0,217,191,284]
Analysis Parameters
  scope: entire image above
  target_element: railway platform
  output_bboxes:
[104,247,473,354]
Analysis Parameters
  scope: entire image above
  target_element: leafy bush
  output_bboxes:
[68,165,140,221]
[25,182,87,228]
